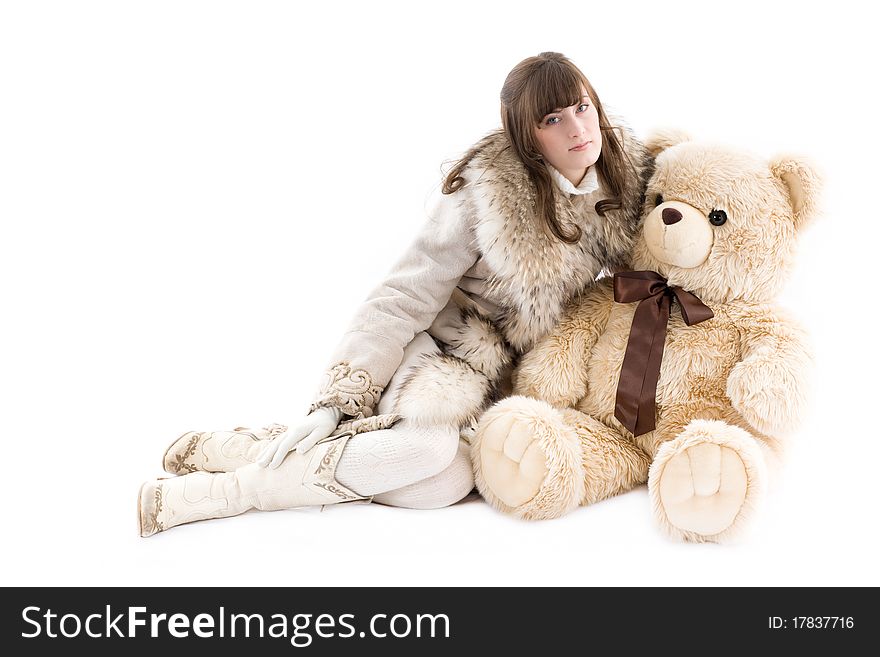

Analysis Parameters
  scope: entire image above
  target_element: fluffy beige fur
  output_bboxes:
[471,132,819,542]
[386,126,648,430]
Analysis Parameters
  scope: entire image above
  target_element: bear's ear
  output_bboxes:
[770,156,822,228]
[645,129,691,158]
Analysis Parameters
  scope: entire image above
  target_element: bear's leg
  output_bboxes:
[559,408,651,506]
[649,419,767,543]
[472,396,649,520]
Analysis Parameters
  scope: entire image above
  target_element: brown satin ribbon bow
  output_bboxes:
[613,271,714,437]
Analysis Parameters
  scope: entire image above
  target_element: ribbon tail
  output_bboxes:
[633,296,670,436]
[615,294,667,436]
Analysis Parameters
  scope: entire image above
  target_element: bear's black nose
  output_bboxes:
[662,208,682,225]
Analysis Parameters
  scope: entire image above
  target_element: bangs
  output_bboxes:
[526,63,587,123]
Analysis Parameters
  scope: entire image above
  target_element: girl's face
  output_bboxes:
[533,90,602,180]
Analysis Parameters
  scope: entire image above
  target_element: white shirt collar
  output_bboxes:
[547,163,599,196]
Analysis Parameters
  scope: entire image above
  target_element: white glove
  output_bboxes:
[256,406,343,469]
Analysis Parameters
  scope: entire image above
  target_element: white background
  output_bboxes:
[2,0,878,587]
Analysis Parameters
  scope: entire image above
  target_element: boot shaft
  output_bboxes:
[141,432,367,537]
[163,424,287,474]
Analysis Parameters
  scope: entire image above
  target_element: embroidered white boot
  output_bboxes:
[162,424,287,474]
[162,415,403,475]
[139,432,367,537]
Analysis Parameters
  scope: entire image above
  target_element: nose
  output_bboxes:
[662,208,682,225]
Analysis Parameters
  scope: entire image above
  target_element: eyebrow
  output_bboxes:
[547,95,591,114]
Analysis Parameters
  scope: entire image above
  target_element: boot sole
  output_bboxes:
[137,479,169,538]
[137,481,151,537]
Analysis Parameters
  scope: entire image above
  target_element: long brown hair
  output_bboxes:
[443,52,637,244]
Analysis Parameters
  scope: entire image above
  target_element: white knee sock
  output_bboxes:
[334,418,460,496]
[372,439,475,509]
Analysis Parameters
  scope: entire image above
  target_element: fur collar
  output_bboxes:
[460,125,650,354]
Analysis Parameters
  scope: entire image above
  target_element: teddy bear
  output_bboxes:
[470,131,820,543]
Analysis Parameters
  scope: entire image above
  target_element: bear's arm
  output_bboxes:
[513,279,615,407]
[727,305,813,436]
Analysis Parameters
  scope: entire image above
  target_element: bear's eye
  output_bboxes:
[708,209,728,226]
[655,194,664,206]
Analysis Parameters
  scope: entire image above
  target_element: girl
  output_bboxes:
[139,52,650,536]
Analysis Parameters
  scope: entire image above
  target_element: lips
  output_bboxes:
[570,141,591,151]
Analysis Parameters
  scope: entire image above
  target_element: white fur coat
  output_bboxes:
[309,126,650,428]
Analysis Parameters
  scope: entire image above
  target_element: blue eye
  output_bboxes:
[544,103,588,126]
